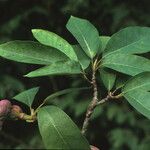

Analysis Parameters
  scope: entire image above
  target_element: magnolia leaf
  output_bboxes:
[13,87,39,107]
[101,53,150,76]
[66,16,101,58]
[103,27,150,57]
[122,72,150,119]
[25,61,81,77]
[72,45,90,70]
[0,41,68,65]
[100,36,110,52]
[38,106,90,149]
[32,29,78,61]
[99,69,116,91]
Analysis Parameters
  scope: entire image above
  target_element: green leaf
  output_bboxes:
[72,45,90,70]
[0,41,68,65]
[101,53,150,76]
[103,27,150,57]
[99,69,116,91]
[45,87,91,104]
[100,36,110,52]
[25,61,81,77]
[66,16,101,58]
[32,29,78,62]
[37,106,90,150]
[13,87,39,107]
[122,72,150,119]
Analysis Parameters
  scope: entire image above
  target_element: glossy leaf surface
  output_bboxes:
[103,27,150,57]
[25,61,81,77]
[32,29,78,61]
[13,87,39,107]
[101,53,150,76]
[122,72,150,119]
[66,16,101,58]
[38,106,90,149]
[0,41,68,64]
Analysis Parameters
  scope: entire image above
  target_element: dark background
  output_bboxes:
[0,0,150,149]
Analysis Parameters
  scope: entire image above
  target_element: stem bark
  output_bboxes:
[81,70,98,135]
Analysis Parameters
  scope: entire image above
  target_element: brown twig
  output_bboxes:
[81,64,122,135]
[81,70,98,135]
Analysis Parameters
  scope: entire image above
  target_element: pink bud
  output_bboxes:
[0,100,12,117]
[90,145,100,150]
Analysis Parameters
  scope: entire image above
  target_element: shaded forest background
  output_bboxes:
[0,0,150,149]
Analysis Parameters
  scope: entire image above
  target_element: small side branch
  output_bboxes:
[81,76,122,135]
[97,95,110,105]
[81,59,122,135]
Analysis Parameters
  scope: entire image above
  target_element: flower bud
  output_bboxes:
[0,99,12,117]
[0,99,12,130]
[10,105,23,120]
[90,145,100,150]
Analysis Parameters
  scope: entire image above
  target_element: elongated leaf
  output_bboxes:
[100,36,110,52]
[0,41,68,64]
[99,69,116,91]
[122,72,150,93]
[72,45,90,70]
[32,29,78,61]
[38,106,90,149]
[66,16,101,58]
[13,87,39,107]
[103,27,150,57]
[25,61,81,77]
[122,72,150,119]
[45,87,91,104]
[101,53,150,76]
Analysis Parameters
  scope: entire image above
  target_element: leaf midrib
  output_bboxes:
[37,30,76,60]
[103,37,147,58]
[72,22,92,57]
[101,62,148,71]
[44,109,70,148]
[0,48,52,64]
[126,93,150,112]
[123,83,150,93]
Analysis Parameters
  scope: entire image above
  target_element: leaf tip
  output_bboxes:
[70,15,75,19]
[31,29,37,34]
[31,29,42,35]
[24,73,31,78]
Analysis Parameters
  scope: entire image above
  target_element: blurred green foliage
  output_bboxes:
[0,0,150,149]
